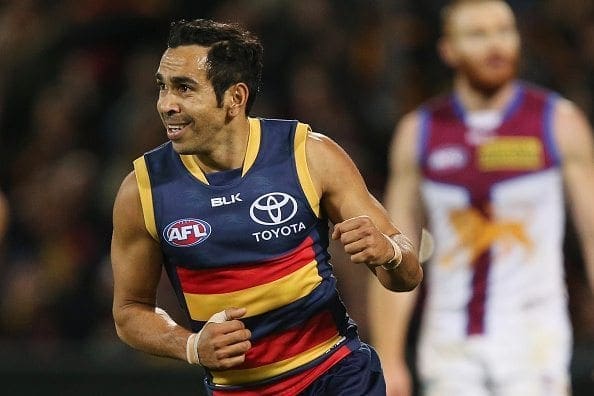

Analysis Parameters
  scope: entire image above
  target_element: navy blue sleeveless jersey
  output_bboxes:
[133,118,359,395]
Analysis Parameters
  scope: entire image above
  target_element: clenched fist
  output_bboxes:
[331,216,396,267]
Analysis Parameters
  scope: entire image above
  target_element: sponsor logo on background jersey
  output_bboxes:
[477,137,544,171]
[164,218,211,247]
[427,145,469,172]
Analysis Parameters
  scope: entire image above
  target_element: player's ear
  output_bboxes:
[227,83,249,117]
[438,37,457,68]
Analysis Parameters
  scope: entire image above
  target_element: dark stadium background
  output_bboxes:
[0,1,592,395]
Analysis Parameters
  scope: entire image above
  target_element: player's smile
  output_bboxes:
[165,121,193,141]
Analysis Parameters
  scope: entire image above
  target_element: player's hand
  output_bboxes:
[332,216,394,267]
[384,360,413,396]
[196,307,252,370]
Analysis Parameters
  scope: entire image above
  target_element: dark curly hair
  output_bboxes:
[167,19,263,115]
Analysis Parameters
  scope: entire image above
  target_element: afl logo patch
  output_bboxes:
[164,218,211,247]
[250,192,298,226]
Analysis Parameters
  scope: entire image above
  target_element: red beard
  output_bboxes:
[458,51,519,95]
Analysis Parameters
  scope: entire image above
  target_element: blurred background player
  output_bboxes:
[368,1,594,395]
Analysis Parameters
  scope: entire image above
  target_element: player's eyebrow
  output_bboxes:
[155,73,197,86]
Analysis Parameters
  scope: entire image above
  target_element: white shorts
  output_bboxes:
[417,300,572,396]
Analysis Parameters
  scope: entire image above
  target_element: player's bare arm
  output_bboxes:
[111,172,251,369]
[554,99,594,291]
[368,111,425,396]
[111,172,189,360]
[305,131,422,292]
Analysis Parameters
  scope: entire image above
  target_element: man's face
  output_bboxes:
[156,45,226,154]
[442,1,520,93]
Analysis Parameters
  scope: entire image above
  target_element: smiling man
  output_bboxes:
[110,19,422,395]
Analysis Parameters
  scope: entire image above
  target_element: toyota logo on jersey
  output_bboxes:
[250,192,298,226]
[164,218,211,247]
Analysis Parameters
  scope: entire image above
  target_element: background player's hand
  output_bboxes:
[332,216,394,267]
[197,307,252,370]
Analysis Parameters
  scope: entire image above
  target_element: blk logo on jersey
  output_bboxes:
[164,218,211,247]
[211,193,242,207]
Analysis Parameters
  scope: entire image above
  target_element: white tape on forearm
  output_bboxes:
[186,309,229,365]
[382,233,403,270]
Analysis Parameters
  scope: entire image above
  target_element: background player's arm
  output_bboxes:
[368,112,424,396]
[554,99,594,291]
[306,131,422,292]
[111,172,190,361]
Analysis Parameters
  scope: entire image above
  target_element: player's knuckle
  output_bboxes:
[220,360,234,369]
[214,350,227,361]
[212,339,224,350]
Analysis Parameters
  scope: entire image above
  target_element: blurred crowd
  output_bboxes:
[0,0,593,369]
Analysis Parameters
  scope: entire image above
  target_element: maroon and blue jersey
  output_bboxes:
[417,82,567,337]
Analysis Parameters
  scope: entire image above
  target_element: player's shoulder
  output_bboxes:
[397,91,452,131]
[303,130,346,163]
[114,171,140,210]
[553,96,587,121]
[551,97,593,155]
[393,104,433,149]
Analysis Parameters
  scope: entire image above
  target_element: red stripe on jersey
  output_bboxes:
[212,345,352,396]
[467,251,491,334]
[176,237,316,294]
[239,310,338,369]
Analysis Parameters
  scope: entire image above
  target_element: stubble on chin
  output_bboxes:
[463,57,519,96]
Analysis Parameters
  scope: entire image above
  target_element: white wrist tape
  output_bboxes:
[186,309,229,365]
[382,233,403,271]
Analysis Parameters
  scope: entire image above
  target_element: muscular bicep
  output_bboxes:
[111,172,164,311]
[306,133,397,235]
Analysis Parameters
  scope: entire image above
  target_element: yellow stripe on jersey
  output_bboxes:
[178,118,261,182]
[179,155,209,184]
[183,260,322,321]
[294,123,321,217]
[243,117,262,176]
[133,157,159,241]
[211,334,343,385]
